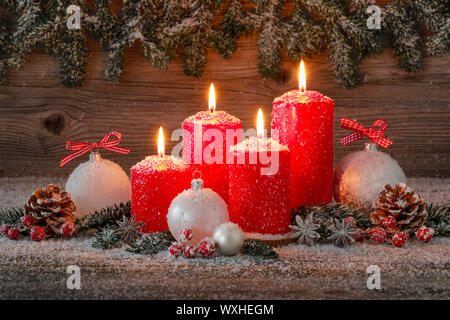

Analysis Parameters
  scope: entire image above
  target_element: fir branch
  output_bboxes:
[384,0,422,73]
[0,0,448,88]
[305,0,361,88]
[215,0,250,58]
[0,14,10,84]
[410,0,450,57]
[241,239,278,259]
[0,207,25,226]
[92,227,122,249]
[254,0,284,81]
[126,231,174,255]
[76,201,132,232]
[284,4,325,63]
[426,204,450,237]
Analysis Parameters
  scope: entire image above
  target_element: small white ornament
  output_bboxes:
[333,143,407,208]
[66,152,131,218]
[213,222,244,256]
[167,176,228,246]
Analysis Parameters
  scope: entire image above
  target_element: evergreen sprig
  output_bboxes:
[426,204,450,237]
[92,227,122,249]
[0,207,24,225]
[77,201,132,232]
[0,0,448,88]
[126,231,174,255]
[241,239,279,260]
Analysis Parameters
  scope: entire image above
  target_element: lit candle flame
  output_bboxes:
[157,126,164,157]
[257,108,264,139]
[209,83,216,113]
[299,60,306,92]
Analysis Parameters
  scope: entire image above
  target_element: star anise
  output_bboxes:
[113,215,145,244]
[327,218,358,248]
[289,214,321,246]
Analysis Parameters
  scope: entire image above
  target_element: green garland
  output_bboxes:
[0,0,448,88]
[76,201,132,232]
[241,239,279,259]
[0,200,448,257]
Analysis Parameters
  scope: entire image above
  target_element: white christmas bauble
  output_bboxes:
[333,143,407,208]
[213,222,244,256]
[66,152,131,218]
[167,178,229,246]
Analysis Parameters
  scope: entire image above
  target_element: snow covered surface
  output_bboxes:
[0,176,449,299]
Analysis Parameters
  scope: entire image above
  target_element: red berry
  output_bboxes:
[370,227,387,244]
[184,245,196,258]
[382,216,397,229]
[30,226,45,242]
[169,242,184,257]
[197,238,216,257]
[179,228,193,243]
[60,222,75,237]
[0,224,10,236]
[392,231,408,247]
[344,217,356,227]
[416,226,434,242]
[21,215,34,228]
[7,228,20,240]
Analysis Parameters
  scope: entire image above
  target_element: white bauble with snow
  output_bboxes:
[333,143,407,208]
[66,152,131,218]
[167,177,229,246]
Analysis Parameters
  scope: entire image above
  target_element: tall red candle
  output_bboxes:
[229,110,291,235]
[271,61,334,208]
[182,84,241,204]
[131,127,191,233]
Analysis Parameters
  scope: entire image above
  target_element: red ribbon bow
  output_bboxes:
[60,131,130,167]
[340,118,393,149]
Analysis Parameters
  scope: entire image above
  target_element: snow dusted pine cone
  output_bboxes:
[371,183,427,236]
[24,184,77,237]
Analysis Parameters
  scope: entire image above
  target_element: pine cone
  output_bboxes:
[24,184,77,237]
[371,183,427,236]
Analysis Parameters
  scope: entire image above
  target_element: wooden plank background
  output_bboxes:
[0,14,449,178]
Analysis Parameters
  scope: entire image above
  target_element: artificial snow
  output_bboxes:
[0,176,448,299]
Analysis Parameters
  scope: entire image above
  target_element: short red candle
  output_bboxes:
[228,138,291,235]
[182,88,241,204]
[131,155,191,233]
[272,90,334,207]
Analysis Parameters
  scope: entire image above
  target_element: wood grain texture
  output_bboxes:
[0,33,449,178]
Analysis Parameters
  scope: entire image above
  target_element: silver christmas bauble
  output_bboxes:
[213,222,244,256]
[66,152,131,218]
[333,143,407,208]
[167,177,229,245]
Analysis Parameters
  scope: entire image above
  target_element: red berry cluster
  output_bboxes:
[0,215,75,242]
[169,228,216,258]
[0,225,20,240]
[369,215,434,247]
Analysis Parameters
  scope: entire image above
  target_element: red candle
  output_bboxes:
[271,61,334,208]
[182,84,241,204]
[132,127,190,233]
[229,109,291,235]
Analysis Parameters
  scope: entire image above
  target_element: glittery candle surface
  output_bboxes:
[272,90,334,208]
[182,110,242,204]
[228,138,291,235]
[131,155,191,233]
